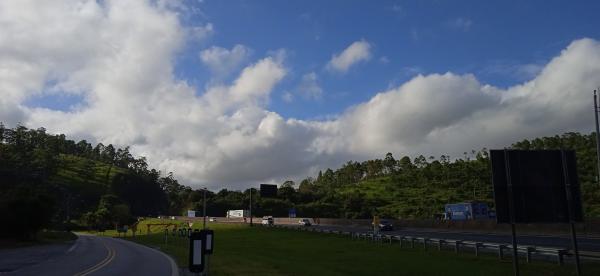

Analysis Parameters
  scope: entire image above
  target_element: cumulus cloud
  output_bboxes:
[200,44,250,78]
[327,40,371,73]
[2,0,600,190]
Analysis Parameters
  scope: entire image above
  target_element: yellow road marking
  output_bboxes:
[73,239,116,276]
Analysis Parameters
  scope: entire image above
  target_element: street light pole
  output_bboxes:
[249,188,253,227]
[203,187,207,229]
[594,90,600,185]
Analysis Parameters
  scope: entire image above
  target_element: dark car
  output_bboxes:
[379,220,394,231]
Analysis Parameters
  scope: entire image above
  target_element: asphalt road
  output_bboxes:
[281,223,600,252]
[1,234,178,276]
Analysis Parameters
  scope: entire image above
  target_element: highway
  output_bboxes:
[1,234,178,276]
[279,223,600,253]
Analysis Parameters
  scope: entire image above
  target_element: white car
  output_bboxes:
[298,219,311,226]
[261,216,274,225]
[209,217,217,222]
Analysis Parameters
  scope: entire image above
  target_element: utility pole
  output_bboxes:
[249,188,253,226]
[594,90,600,185]
[203,187,207,229]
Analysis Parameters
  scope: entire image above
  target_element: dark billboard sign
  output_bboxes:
[260,184,278,198]
[490,150,583,224]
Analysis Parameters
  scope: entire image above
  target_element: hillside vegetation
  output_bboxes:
[196,132,600,220]
[2,123,600,241]
[0,124,190,240]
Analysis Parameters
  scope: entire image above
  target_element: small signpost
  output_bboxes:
[491,149,583,276]
[189,231,204,274]
[189,229,215,275]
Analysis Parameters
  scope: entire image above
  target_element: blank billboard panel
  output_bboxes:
[490,150,583,224]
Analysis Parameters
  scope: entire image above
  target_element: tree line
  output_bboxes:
[2,123,600,240]
[184,133,600,220]
[0,124,190,239]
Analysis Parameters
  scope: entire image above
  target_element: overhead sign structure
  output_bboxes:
[260,184,278,198]
[490,149,583,224]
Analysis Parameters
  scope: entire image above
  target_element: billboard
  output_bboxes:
[260,184,278,198]
[187,210,196,218]
[490,150,583,224]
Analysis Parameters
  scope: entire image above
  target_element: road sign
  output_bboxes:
[289,208,296,218]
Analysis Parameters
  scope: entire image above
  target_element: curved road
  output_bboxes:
[4,234,178,276]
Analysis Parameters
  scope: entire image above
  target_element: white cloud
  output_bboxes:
[446,17,473,32]
[282,91,293,103]
[200,44,250,77]
[327,40,371,73]
[297,72,323,100]
[190,23,214,41]
[2,1,600,191]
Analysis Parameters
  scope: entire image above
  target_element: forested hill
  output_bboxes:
[0,124,191,240]
[285,132,600,219]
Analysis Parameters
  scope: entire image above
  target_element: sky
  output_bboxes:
[2,0,600,190]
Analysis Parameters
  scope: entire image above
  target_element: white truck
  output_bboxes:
[227,209,249,218]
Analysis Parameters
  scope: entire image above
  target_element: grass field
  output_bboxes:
[112,218,600,275]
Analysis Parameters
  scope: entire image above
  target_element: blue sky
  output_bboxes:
[6,0,600,188]
[167,0,600,120]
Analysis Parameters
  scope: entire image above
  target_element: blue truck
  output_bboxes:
[444,202,491,220]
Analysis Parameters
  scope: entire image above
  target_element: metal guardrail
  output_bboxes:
[266,224,572,265]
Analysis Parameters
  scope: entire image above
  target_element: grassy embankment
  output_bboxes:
[108,218,600,276]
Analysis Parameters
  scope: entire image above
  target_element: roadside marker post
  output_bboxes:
[189,231,205,274]
[189,229,215,275]
[164,228,168,245]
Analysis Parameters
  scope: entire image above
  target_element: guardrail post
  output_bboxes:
[399,237,404,248]
[498,245,506,260]
[411,237,415,249]
[454,241,462,253]
[557,250,565,265]
[475,242,483,257]
[389,236,393,245]
[526,247,535,263]
[437,240,444,251]
[423,238,428,250]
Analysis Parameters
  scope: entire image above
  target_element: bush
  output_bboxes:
[0,187,56,240]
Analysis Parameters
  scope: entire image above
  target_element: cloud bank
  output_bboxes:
[2,0,600,190]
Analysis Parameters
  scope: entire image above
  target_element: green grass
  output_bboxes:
[114,219,600,275]
[50,154,126,189]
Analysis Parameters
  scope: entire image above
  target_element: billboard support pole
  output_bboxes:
[562,151,581,276]
[570,223,581,276]
[503,150,520,276]
[594,90,600,185]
